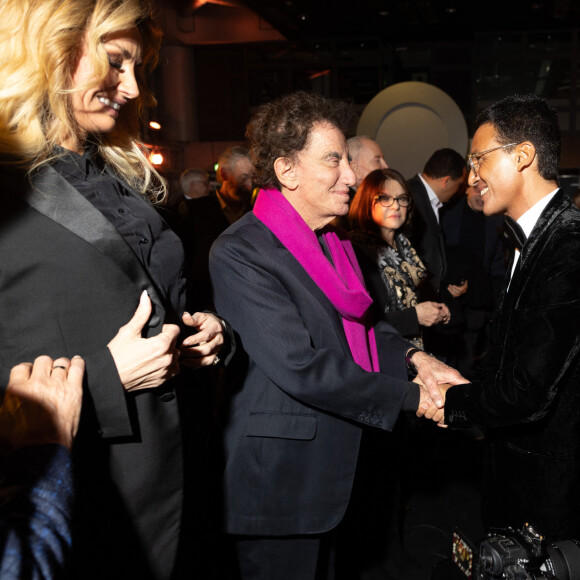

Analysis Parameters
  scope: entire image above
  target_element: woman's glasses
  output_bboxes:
[373,194,411,208]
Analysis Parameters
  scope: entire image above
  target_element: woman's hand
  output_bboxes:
[416,301,451,326]
[180,312,226,369]
[108,292,180,392]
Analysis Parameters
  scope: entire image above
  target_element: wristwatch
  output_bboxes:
[405,347,422,375]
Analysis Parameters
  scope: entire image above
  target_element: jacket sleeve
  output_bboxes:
[82,349,132,438]
[0,445,73,580]
[210,229,417,431]
[445,229,580,428]
[385,308,421,338]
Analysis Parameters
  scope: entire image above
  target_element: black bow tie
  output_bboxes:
[504,216,527,250]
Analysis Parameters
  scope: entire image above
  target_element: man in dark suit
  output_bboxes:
[443,94,580,541]
[407,149,467,360]
[209,91,466,580]
[407,148,467,302]
[176,168,229,308]
[215,145,254,224]
[441,185,508,376]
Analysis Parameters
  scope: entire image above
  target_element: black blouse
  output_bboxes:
[51,147,187,325]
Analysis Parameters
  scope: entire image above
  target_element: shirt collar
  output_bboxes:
[517,188,559,238]
[419,173,442,210]
[52,144,100,181]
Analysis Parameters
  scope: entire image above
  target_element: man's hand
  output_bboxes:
[414,379,445,423]
[108,291,180,392]
[410,350,467,408]
[0,355,85,452]
[180,312,226,369]
[414,378,454,426]
[447,280,468,298]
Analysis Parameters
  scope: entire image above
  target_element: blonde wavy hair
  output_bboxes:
[0,0,166,199]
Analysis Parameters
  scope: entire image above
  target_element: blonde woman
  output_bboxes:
[0,1,228,578]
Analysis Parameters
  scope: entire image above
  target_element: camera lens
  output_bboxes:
[545,539,580,580]
[480,541,505,576]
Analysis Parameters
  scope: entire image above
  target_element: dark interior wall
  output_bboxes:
[194,46,251,142]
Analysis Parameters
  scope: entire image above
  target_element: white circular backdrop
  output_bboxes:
[357,81,469,179]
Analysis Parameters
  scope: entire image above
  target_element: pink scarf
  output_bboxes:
[253,188,380,372]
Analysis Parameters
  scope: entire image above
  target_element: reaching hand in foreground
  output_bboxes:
[0,355,85,452]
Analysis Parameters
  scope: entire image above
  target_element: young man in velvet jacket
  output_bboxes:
[442,94,580,541]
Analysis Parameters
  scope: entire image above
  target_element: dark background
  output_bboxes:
[149,0,580,183]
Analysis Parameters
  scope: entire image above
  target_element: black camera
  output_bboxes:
[450,524,580,579]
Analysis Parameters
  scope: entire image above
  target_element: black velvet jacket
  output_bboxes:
[444,190,580,540]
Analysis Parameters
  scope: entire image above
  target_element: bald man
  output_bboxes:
[347,136,389,189]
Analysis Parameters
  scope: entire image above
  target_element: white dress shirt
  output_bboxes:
[419,174,443,223]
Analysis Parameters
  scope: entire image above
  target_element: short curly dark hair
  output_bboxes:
[245,91,355,190]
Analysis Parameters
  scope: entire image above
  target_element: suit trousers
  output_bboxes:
[234,533,337,580]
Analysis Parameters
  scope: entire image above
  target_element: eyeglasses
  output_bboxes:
[374,194,411,208]
[467,142,519,175]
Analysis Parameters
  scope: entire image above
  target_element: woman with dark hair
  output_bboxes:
[0,1,228,578]
[349,168,450,348]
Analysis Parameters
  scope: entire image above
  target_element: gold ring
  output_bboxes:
[212,355,220,366]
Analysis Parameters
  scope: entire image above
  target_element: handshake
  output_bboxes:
[408,349,468,427]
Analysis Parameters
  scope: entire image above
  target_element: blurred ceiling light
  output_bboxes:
[192,0,240,10]
[309,69,330,79]
[149,152,164,166]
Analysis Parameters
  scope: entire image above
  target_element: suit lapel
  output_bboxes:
[496,189,568,331]
[414,180,447,277]
[508,190,567,300]
[414,180,440,232]
[519,189,566,266]
[26,165,165,334]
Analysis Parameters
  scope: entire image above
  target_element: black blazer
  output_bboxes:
[445,190,580,540]
[175,193,229,308]
[0,166,185,580]
[407,175,447,301]
[210,213,415,536]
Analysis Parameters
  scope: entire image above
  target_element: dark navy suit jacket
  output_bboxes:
[407,175,447,301]
[210,213,416,536]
